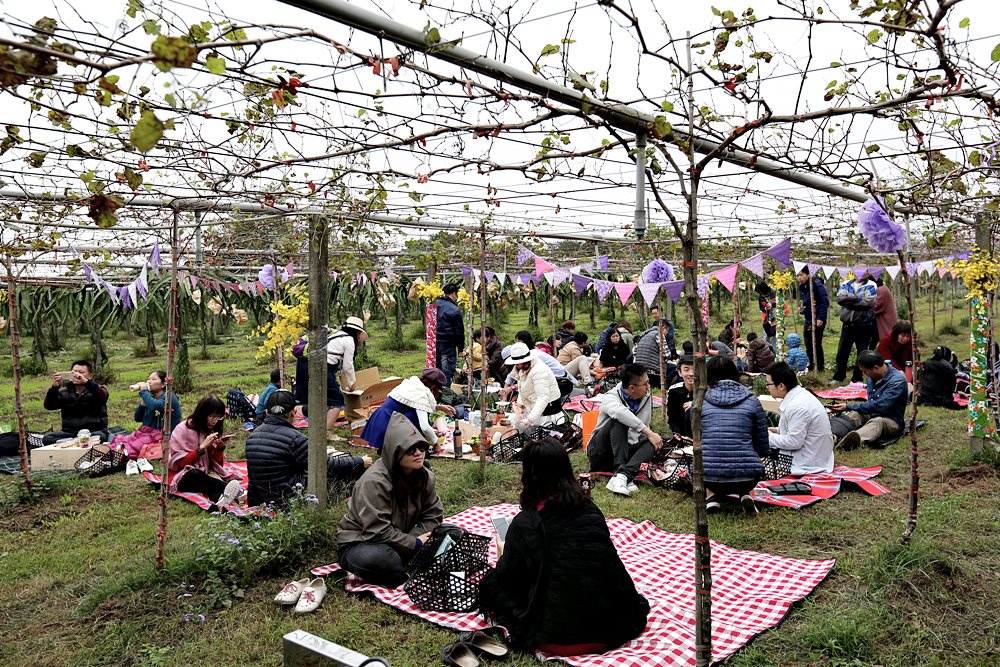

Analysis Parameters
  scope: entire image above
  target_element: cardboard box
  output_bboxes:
[340,367,404,420]
[30,442,89,471]
[757,395,782,413]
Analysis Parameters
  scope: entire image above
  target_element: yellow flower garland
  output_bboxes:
[951,251,998,299]
[770,270,793,291]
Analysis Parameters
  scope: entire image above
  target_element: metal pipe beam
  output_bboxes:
[277,0,976,226]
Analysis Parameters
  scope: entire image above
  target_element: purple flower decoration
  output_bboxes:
[858,197,906,253]
[641,259,674,283]
[258,264,275,289]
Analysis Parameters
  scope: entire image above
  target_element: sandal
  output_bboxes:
[458,628,509,660]
[441,642,480,667]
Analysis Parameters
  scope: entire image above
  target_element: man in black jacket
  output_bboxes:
[42,360,110,445]
[245,390,370,506]
[667,355,694,438]
[434,282,465,384]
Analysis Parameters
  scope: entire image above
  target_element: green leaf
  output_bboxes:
[126,0,145,19]
[205,55,226,75]
[992,43,1000,62]
[650,115,672,139]
[423,26,441,46]
[660,100,674,113]
[959,17,970,28]
[130,110,164,152]
[26,151,46,167]
[865,144,880,155]
[141,19,160,35]
[539,44,560,57]
[867,29,882,45]
[151,35,197,72]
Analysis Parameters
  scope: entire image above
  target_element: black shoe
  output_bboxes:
[442,642,480,667]
[838,431,862,450]
[740,494,759,515]
[706,500,722,514]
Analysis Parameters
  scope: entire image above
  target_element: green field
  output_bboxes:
[1,296,997,667]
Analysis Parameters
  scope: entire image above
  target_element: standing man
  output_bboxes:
[833,271,877,384]
[634,318,677,388]
[434,282,465,384]
[763,362,834,475]
[797,267,829,373]
[43,360,110,445]
[587,363,663,497]
[829,350,908,449]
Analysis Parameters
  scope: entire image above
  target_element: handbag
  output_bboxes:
[403,524,491,612]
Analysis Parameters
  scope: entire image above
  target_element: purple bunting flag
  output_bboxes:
[597,255,609,270]
[572,273,592,296]
[740,253,766,277]
[516,244,535,266]
[662,280,685,304]
[594,280,614,303]
[638,282,661,307]
[764,238,792,268]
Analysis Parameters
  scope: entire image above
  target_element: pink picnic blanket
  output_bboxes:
[748,465,889,509]
[814,383,967,407]
[142,461,265,517]
[313,504,834,666]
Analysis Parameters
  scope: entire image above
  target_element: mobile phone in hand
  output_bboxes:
[490,515,510,543]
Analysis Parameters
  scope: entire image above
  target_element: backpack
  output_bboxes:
[226,388,258,423]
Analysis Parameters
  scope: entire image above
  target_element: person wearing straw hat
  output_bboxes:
[325,316,368,429]
[504,342,561,432]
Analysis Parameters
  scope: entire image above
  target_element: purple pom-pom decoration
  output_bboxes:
[858,197,907,253]
[258,264,275,289]
[641,259,674,283]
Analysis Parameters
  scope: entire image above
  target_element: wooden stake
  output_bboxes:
[898,249,922,545]
[4,263,32,494]
[479,224,488,474]
[307,214,330,511]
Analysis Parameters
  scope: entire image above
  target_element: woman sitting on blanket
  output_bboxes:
[916,346,962,410]
[479,438,650,656]
[876,321,913,377]
[359,368,455,451]
[116,370,183,475]
[701,355,770,515]
[337,413,444,588]
[167,395,243,509]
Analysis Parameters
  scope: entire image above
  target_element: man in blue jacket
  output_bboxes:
[829,350,907,449]
[833,271,878,383]
[797,266,829,372]
[434,282,465,384]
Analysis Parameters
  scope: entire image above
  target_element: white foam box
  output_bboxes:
[30,442,89,471]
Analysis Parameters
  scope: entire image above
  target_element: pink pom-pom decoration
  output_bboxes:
[641,259,674,283]
[858,197,907,253]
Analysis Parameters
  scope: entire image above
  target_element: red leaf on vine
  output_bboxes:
[308,181,316,193]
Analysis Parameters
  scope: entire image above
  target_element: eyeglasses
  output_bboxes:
[629,381,650,388]
[765,382,776,387]
[405,442,430,455]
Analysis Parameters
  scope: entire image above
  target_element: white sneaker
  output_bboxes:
[740,494,759,515]
[274,578,311,605]
[216,480,242,508]
[125,460,139,476]
[606,473,632,497]
[626,481,639,494]
[293,578,327,613]
[136,458,154,473]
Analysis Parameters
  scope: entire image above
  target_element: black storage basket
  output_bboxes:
[762,450,794,480]
[404,529,491,612]
[74,444,127,477]
[489,423,584,463]
[489,429,531,464]
[647,437,694,491]
[539,422,583,452]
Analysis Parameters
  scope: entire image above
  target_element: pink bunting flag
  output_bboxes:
[614,282,637,306]
[712,264,740,293]
[638,282,661,307]
[938,267,947,278]
[741,253,766,277]
[535,256,555,276]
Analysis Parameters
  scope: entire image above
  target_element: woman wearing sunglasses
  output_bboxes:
[337,413,444,588]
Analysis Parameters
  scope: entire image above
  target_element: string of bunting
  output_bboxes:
[71,242,162,308]
[790,251,971,282]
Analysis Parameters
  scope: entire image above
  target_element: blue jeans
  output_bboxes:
[437,345,457,384]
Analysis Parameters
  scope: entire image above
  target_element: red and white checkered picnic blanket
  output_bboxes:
[563,394,665,414]
[814,383,869,400]
[313,504,834,666]
[750,465,889,509]
[142,461,266,517]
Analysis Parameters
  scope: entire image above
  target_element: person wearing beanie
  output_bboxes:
[785,333,810,372]
[246,390,371,507]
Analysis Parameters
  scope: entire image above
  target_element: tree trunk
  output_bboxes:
[307,214,331,511]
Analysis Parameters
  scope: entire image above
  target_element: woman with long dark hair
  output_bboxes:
[168,395,242,508]
[337,413,444,588]
[479,438,649,655]
[877,321,913,375]
[599,329,630,368]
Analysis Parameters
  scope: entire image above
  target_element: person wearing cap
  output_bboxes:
[338,413,444,588]
[435,282,465,384]
[245,390,371,507]
[360,368,457,451]
[325,317,368,428]
[505,342,562,431]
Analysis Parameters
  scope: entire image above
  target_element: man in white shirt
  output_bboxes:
[763,361,835,475]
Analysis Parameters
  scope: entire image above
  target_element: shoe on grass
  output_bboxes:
[740,494,759,515]
[626,481,639,494]
[125,460,139,476]
[274,578,310,605]
[293,578,327,613]
[838,431,862,450]
[606,473,631,497]
[136,458,154,473]
[706,500,721,514]
[216,480,242,508]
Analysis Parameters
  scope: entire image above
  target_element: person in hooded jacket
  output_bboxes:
[916,346,961,410]
[337,413,444,588]
[246,390,370,507]
[745,332,775,373]
[479,438,649,656]
[785,333,810,372]
[701,355,770,514]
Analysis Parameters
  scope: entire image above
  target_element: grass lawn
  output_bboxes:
[1,294,997,667]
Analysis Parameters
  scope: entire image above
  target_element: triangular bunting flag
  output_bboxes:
[594,280,614,303]
[697,274,711,299]
[662,280,685,304]
[937,267,947,278]
[461,266,472,279]
[868,267,885,280]
[535,257,555,276]
[821,266,837,278]
[572,273,592,296]
[484,271,495,283]
[552,267,571,286]
[713,264,740,293]
[638,282,661,307]
[127,282,138,308]
[614,282,637,306]
[837,267,851,279]
[495,272,506,286]
[597,256,609,271]
[741,253,766,277]
[792,260,806,274]
[885,265,901,280]
[807,263,821,276]
[517,244,534,266]
[764,238,792,267]
[543,271,555,287]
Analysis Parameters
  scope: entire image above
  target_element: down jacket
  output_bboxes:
[701,380,770,483]
[337,413,443,555]
[746,338,775,373]
[246,414,365,506]
[435,296,465,350]
[44,380,109,433]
